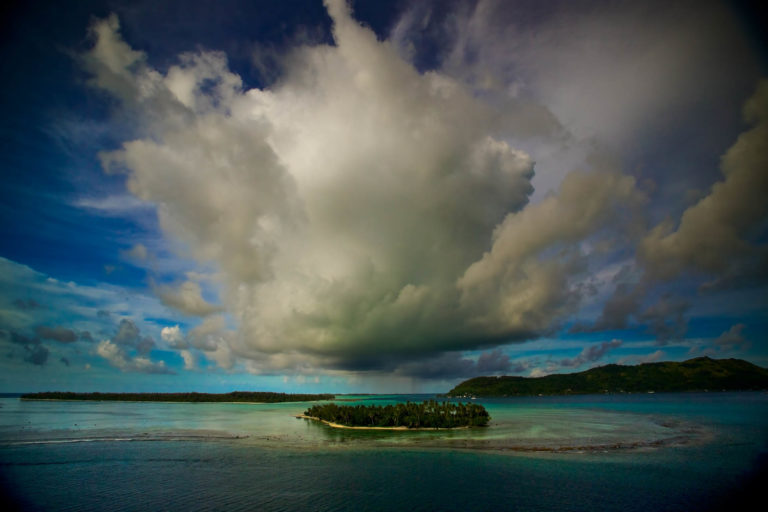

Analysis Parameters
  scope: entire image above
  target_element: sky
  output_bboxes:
[1,0,767,393]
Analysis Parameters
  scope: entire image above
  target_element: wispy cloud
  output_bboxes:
[75,194,154,215]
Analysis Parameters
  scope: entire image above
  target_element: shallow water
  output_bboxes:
[1,392,766,510]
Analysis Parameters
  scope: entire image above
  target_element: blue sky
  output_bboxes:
[1,0,767,393]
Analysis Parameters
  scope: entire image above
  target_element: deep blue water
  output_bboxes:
[1,393,766,511]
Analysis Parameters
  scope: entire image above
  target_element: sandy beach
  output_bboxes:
[296,415,469,431]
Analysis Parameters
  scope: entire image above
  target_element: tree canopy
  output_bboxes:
[304,400,490,428]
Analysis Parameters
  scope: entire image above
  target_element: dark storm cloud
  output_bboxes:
[24,344,49,366]
[639,295,689,345]
[3,330,38,347]
[110,319,155,354]
[394,349,512,379]
[1,329,50,366]
[571,283,644,333]
[113,319,140,346]
[35,325,78,343]
[571,282,692,347]
[135,336,155,355]
[559,339,622,368]
[13,298,42,310]
[476,349,513,374]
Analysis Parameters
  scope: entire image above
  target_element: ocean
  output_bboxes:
[1,392,766,511]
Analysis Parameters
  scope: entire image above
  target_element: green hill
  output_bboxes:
[446,357,768,397]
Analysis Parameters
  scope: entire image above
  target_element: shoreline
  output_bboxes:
[296,415,470,431]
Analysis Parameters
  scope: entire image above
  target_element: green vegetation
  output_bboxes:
[447,357,768,397]
[303,400,490,428]
[20,391,335,403]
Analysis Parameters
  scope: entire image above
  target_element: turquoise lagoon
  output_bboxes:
[1,392,766,510]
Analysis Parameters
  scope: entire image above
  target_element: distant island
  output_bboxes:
[300,400,490,429]
[20,391,335,403]
[447,357,768,397]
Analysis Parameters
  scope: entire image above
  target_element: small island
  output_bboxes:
[447,357,768,397]
[300,400,490,429]
[20,391,335,403]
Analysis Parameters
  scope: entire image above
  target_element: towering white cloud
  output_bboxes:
[83,0,651,373]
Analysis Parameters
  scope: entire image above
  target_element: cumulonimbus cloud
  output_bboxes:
[82,0,652,373]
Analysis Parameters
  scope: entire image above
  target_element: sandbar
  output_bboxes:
[296,415,469,431]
